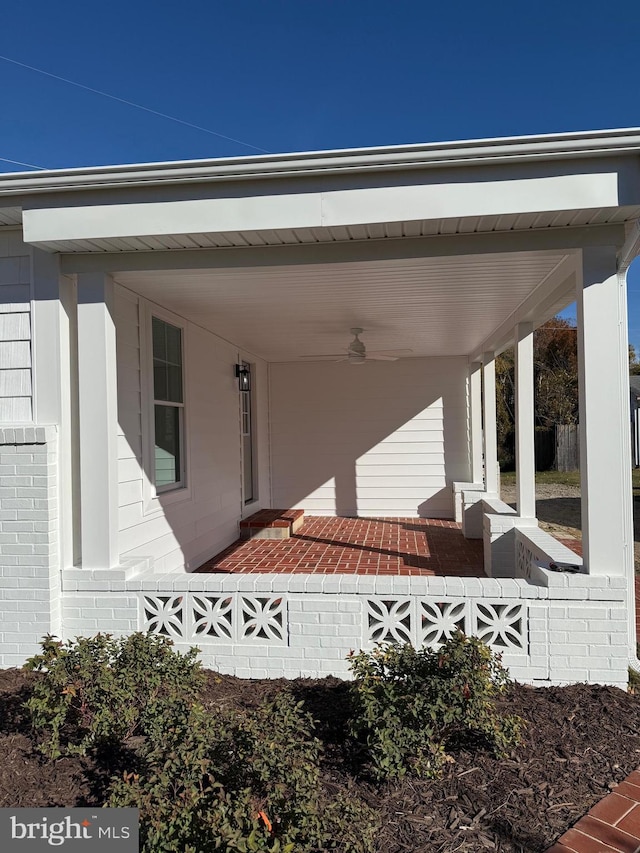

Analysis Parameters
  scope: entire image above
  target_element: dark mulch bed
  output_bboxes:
[1,667,639,852]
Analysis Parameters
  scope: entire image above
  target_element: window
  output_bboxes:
[241,361,255,504]
[152,317,184,491]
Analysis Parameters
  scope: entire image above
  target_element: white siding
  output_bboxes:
[0,231,31,423]
[270,358,470,517]
[115,284,270,572]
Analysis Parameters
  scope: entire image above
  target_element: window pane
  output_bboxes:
[153,362,168,402]
[167,365,183,403]
[155,405,181,488]
[152,318,167,361]
[166,324,182,366]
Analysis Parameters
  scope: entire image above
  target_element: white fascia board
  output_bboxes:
[23,194,322,243]
[22,172,620,246]
[2,127,640,194]
[321,173,620,227]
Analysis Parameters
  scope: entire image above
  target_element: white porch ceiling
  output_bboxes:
[115,250,571,361]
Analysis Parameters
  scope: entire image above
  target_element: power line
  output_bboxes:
[0,53,269,154]
[0,155,46,170]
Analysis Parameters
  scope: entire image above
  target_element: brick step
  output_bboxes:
[239,509,304,540]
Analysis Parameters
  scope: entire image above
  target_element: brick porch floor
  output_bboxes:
[196,517,485,576]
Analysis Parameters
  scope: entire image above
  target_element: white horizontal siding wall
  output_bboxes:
[0,230,32,423]
[270,358,470,517]
[115,284,269,572]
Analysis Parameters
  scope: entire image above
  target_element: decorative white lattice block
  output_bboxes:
[472,601,527,652]
[240,595,286,642]
[516,539,535,579]
[192,595,233,640]
[419,599,469,647]
[366,598,412,644]
[141,592,287,645]
[142,594,185,639]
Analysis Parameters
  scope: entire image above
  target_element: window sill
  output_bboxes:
[143,483,192,517]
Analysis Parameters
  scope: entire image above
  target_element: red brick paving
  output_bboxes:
[196,516,485,576]
[545,770,640,852]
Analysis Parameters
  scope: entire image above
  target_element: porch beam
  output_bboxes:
[576,246,633,576]
[482,352,499,494]
[58,224,626,275]
[76,272,119,569]
[514,322,536,518]
[469,254,578,362]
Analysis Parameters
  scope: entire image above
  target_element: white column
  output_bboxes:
[469,361,484,483]
[31,250,76,570]
[514,322,536,518]
[577,247,633,576]
[482,352,499,494]
[77,273,119,569]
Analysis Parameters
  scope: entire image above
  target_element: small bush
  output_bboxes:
[348,633,523,780]
[24,633,204,758]
[109,690,378,853]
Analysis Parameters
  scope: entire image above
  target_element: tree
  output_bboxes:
[533,318,579,427]
[630,344,640,375]
[495,317,579,467]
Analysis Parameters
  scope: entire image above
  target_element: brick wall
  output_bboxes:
[0,426,60,666]
[59,570,628,687]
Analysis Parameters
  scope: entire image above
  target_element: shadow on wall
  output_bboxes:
[269,357,470,519]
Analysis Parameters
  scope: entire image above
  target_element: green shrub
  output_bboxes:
[24,633,204,758]
[347,632,523,780]
[109,690,378,853]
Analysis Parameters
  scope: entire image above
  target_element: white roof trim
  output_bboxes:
[1,127,640,196]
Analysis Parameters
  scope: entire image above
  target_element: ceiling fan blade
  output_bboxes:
[369,349,414,357]
[298,353,346,359]
[367,354,399,361]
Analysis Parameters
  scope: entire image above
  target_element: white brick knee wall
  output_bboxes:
[59,571,629,688]
[0,426,60,666]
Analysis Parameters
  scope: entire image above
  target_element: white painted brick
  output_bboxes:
[588,588,625,601]
[547,588,590,600]
[295,612,320,624]
[373,577,396,594]
[353,577,376,594]
[313,601,342,613]
[550,668,589,681]
[610,634,628,646]
[589,670,628,685]
[324,613,359,626]
[338,601,361,613]
[587,620,628,633]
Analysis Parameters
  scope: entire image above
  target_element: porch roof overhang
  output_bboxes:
[2,127,640,361]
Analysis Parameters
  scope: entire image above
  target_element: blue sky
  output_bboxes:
[1,0,639,349]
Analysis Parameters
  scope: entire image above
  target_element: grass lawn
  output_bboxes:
[500,468,640,491]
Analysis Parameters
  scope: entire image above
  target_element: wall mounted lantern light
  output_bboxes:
[235,363,251,391]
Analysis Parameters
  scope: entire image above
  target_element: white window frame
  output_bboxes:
[240,359,259,508]
[140,300,192,515]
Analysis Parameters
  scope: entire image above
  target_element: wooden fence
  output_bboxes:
[535,424,579,471]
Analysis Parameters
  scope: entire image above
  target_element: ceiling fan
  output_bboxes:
[299,328,413,364]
